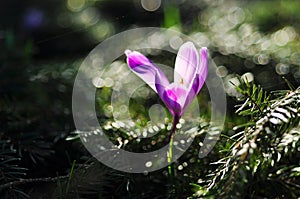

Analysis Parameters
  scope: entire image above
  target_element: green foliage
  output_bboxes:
[249,0,300,32]
[0,141,28,199]
[163,4,182,30]
[199,80,300,198]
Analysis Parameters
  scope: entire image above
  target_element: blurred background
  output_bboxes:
[1,0,300,198]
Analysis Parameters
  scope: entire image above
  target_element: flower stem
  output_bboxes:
[167,115,180,188]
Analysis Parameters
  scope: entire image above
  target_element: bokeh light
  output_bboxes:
[67,0,85,12]
[23,8,44,29]
[141,0,161,12]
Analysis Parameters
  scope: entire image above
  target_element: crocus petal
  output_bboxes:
[159,83,188,116]
[182,47,208,112]
[125,50,169,93]
[155,72,176,115]
[195,47,208,94]
[155,71,168,98]
[174,42,199,88]
[182,77,198,113]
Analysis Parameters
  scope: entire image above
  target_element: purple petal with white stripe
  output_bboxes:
[125,50,169,93]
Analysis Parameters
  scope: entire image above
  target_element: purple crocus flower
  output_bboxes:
[125,42,208,127]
